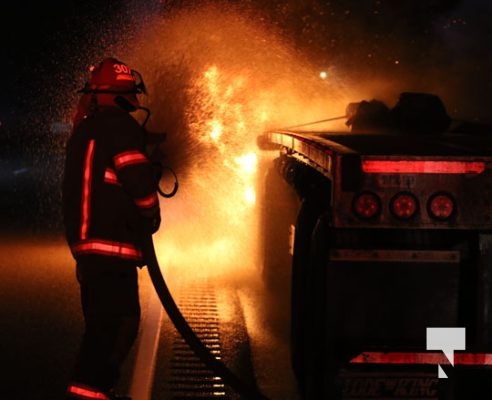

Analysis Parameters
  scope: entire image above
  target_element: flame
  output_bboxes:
[208,119,223,143]
[234,152,257,205]
[156,64,265,281]
[193,64,259,206]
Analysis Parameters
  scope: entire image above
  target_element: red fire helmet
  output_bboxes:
[79,57,146,94]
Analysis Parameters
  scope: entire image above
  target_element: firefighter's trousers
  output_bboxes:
[69,259,141,393]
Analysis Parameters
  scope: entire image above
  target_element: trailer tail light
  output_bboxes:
[390,192,419,220]
[361,160,485,174]
[427,192,456,220]
[353,191,381,219]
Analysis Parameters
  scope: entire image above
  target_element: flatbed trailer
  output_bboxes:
[257,97,492,399]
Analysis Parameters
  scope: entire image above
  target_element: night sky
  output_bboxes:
[2,1,128,122]
[2,0,491,131]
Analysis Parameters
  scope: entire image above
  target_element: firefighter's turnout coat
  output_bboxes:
[63,107,160,266]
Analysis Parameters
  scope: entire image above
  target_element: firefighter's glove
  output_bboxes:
[142,213,161,234]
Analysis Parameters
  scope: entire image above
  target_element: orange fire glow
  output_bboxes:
[154,64,264,283]
[130,4,354,283]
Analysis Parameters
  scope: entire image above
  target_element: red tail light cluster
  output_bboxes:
[390,192,419,219]
[352,191,381,219]
[427,192,456,220]
[353,191,456,221]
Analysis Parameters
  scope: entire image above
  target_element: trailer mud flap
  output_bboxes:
[322,259,461,349]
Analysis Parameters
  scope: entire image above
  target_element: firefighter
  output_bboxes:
[62,57,161,400]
